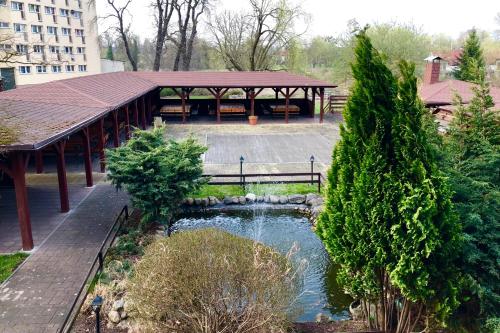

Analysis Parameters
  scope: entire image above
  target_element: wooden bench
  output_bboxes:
[270,104,300,117]
[210,104,247,117]
[160,104,191,118]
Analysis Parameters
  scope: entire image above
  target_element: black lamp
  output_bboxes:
[91,295,103,333]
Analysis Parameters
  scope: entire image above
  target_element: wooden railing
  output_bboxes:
[329,94,348,113]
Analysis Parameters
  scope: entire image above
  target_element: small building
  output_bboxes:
[100,59,125,73]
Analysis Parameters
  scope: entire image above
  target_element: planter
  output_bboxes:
[248,116,258,125]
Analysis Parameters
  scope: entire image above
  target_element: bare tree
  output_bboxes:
[103,0,138,71]
[152,0,176,71]
[209,0,306,71]
[169,0,211,71]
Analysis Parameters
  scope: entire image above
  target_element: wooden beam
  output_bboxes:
[215,88,221,124]
[285,87,290,124]
[11,152,34,250]
[97,118,106,173]
[111,110,119,148]
[124,105,130,140]
[319,87,325,124]
[147,93,153,124]
[250,89,256,117]
[140,97,147,130]
[35,150,44,174]
[54,140,69,213]
[311,88,316,118]
[133,100,139,127]
[289,87,300,98]
[274,88,279,100]
[81,128,93,187]
[181,89,187,124]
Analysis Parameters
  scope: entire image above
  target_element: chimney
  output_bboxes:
[423,55,442,85]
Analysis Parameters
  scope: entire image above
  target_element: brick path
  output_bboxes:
[0,185,129,333]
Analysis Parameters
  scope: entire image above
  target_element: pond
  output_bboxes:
[173,206,352,322]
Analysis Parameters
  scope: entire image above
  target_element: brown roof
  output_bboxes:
[0,71,334,151]
[420,79,500,108]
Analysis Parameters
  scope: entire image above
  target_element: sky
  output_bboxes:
[96,0,500,41]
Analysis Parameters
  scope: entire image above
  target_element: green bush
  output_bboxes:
[159,88,177,97]
[127,229,300,333]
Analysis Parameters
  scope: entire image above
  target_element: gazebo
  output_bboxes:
[0,71,335,250]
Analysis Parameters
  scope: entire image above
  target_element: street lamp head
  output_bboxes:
[240,156,244,162]
[91,295,103,312]
[310,155,315,162]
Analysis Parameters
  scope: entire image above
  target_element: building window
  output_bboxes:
[0,44,13,50]
[51,65,62,73]
[16,44,28,53]
[44,6,55,15]
[31,25,42,33]
[0,0,7,6]
[13,23,26,33]
[59,8,69,17]
[75,29,84,37]
[36,65,47,73]
[19,66,31,74]
[47,26,57,35]
[78,65,87,72]
[61,27,71,35]
[76,47,85,54]
[33,45,44,53]
[72,11,82,19]
[0,22,9,29]
[28,4,40,13]
[11,1,23,11]
[66,65,75,72]
[49,45,59,53]
[63,46,73,54]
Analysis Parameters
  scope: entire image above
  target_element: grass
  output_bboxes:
[0,253,29,283]
[191,183,320,199]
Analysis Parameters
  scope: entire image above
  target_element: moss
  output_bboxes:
[0,124,18,146]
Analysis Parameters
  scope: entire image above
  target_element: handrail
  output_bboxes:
[61,205,129,333]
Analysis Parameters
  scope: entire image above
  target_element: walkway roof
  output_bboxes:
[0,71,335,151]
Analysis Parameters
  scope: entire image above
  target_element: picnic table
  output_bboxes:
[160,104,191,117]
[269,104,300,116]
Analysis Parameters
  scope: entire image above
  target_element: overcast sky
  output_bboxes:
[96,0,500,41]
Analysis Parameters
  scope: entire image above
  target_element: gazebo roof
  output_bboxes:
[0,71,335,151]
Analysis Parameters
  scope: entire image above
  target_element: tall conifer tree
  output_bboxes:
[454,29,486,83]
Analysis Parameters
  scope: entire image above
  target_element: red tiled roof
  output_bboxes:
[420,79,500,108]
[0,71,335,150]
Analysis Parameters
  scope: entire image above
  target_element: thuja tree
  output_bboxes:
[107,126,207,233]
[445,83,499,332]
[316,30,461,332]
[454,29,486,83]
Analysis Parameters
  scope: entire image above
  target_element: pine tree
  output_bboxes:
[317,30,461,332]
[454,29,486,83]
[106,43,114,60]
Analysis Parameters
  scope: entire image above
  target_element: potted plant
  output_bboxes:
[248,115,258,125]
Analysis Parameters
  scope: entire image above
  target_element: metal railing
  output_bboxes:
[204,172,324,193]
[61,205,129,333]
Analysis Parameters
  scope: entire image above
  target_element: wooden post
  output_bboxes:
[11,152,34,250]
[147,93,153,124]
[304,87,308,100]
[112,110,119,147]
[311,88,316,118]
[97,118,106,173]
[250,89,255,116]
[81,127,93,187]
[181,89,187,124]
[35,150,43,174]
[285,87,290,124]
[319,87,325,124]
[54,140,69,213]
[124,105,130,140]
[216,88,221,124]
[275,88,279,100]
[141,96,147,130]
[133,100,139,127]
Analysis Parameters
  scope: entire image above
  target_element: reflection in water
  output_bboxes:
[173,208,352,322]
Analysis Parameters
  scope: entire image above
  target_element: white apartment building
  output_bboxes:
[0,0,101,88]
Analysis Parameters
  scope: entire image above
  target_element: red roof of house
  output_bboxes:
[0,71,335,150]
[437,49,462,66]
[420,79,500,108]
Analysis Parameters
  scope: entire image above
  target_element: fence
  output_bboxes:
[204,172,324,193]
[61,205,129,333]
[328,94,348,113]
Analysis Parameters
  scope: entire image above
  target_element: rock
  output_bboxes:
[264,195,271,203]
[185,198,194,206]
[311,205,324,217]
[200,197,209,207]
[308,198,324,207]
[208,196,219,206]
[245,193,256,203]
[315,312,330,323]
[306,193,320,205]
[112,299,125,311]
[232,197,240,204]
[120,311,128,319]
[269,195,280,204]
[223,196,233,205]
[279,195,288,204]
[238,196,246,204]
[256,195,264,203]
[123,300,132,313]
[194,198,202,206]
[349,300,363,321]
[108,310,121,324]
[288,194,306,204]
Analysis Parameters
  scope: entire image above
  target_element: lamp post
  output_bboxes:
[91,295,103,333]
[310,155,315,185]
[239,156,244,186]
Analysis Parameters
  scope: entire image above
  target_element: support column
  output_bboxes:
[124,105,130,140]
[35,150,44,174]
[319,87,325,124]
[147,94,153,124]
[274,88,279,100]
[216,89,221,124]
[81,127,93,187]
[112,110,119,147]
[141,97,147,130]
[311,88,316,118]
[285,87,290,124]
[97,118,106,173]
[133,100,139,127]
[54,140,69,213]
[11,152,34,250]
[181,89,187,124]
[250,89,255,116]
